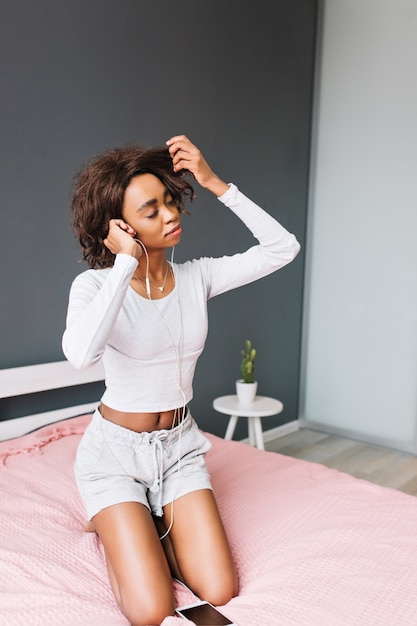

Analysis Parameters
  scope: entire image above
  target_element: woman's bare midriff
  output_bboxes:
[99,403,186,433]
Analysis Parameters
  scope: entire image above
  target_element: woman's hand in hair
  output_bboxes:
[166,135,229,198]
[103,219,142,262]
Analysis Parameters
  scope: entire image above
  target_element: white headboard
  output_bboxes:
[0,360,105,440]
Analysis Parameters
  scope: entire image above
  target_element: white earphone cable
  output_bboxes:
[133,240,190,540]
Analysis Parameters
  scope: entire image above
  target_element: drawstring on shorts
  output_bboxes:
[148,430,169,513]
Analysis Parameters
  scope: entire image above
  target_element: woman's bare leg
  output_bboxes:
[92,501,175,626]
[153,515,184,583]
[163,489,238,606]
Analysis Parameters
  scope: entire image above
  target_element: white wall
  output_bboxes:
[301,0,417,452]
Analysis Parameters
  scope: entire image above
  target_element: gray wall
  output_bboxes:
[0,0,317,437]
[301,0,417,453]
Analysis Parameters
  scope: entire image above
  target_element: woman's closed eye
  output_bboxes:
[143,196,179,218]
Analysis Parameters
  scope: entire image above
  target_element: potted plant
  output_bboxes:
[236,339,258,403]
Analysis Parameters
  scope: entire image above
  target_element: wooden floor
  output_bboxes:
[265,427,417,497]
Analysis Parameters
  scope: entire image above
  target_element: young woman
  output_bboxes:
[62,135,300,626]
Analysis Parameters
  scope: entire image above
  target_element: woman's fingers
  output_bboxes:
[104,219,141,259]
[108,218,136,234]
[166,134,226,195]
[167,135,208,176]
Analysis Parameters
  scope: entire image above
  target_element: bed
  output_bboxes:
[1,362,417,626]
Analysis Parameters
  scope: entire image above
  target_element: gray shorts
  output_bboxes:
[74,408,213,519]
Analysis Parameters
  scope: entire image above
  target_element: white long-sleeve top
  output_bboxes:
[62,183,300,412]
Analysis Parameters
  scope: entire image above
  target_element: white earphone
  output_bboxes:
[128,237,199,540]
[134,238,152,296]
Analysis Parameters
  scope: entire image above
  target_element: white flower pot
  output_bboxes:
[236,379,258,404]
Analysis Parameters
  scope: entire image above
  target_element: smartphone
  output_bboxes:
[175,600,237,625]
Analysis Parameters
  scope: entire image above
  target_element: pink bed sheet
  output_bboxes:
[1,415,417,626]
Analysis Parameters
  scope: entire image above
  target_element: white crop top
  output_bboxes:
[62,184,300,412]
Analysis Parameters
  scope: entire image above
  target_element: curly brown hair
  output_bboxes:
[70,144,195,268]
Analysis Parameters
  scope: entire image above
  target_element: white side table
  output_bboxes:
[213,395,284,451]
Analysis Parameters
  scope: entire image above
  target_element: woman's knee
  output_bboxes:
[198,569,238,607]
[121,590,175,626]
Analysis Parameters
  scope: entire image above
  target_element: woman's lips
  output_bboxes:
[165,225,182,237]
